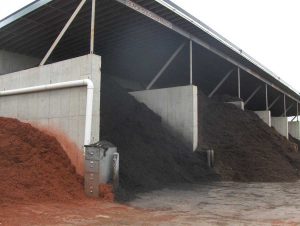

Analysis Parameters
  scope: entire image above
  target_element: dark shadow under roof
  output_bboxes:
[0,0,299,115]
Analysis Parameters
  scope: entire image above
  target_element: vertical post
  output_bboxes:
[297,102,299,121]
[265,84,268,110]
[189,40,193,85]
[90,0,96,54]
[283,94,286,117]
[237,67,241,98]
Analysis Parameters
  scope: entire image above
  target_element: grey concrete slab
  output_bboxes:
[0,50,39,75]
[271,117,288,138]
[255,110,271,127]
[130,85,198,151]
[289,121,300,140]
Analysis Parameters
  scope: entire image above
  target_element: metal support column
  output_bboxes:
[283,94,286,117]
[297,103,299,121]
[189,40,193,85]
[265,84,268,110]
[147,42,185,90]
[208,69,234,98]
[90,0,96,54]
[281,104,293,116]
[40,0,87,66]
[244,86,261,106]
[237,67,241,99]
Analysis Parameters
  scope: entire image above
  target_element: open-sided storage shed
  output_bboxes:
[0,0,300,162]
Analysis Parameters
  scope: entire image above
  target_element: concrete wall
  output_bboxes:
[271,117,288,138]
[0,54,101,175]
[255,110,271,127]
[0,50,40,75]
[226,101,244,110]
[130,85,198,151]
[289,121,300,140]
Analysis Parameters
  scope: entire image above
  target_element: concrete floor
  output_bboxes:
[2,181,300,225]
[129,181,300,225]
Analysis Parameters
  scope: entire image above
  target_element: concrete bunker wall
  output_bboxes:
[0,50,40,75]
[255,111,271,127]
[130,85,198,151]
[289,121,300,140]
[271,117,288,138]
[0,54,101,175]
[226,101,244,110]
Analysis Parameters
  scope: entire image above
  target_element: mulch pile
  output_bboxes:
[199,92,300,182]
[101,77,300,199]
[100,77,214,199]
[2,76,300,204]
[0,118,85,205]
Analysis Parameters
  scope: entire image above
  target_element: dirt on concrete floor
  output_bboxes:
[129,181,300,225]
[2,182,300,225]
[0,199,176,226]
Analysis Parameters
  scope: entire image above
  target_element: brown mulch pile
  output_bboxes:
[199,91,300,182]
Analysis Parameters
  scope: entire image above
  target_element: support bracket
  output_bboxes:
[146,42,185,90]
[281,103,293,117]
[244,86,261,106]
[268,95,281,110]
[208,69,234,98]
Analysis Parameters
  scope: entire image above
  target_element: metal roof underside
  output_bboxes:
[0,0,299,116]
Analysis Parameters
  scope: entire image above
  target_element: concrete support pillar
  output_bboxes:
[255,110,271,127]
[271,117,288,138]
[289,121,300,140]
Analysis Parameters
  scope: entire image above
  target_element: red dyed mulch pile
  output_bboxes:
[0,117,84,205]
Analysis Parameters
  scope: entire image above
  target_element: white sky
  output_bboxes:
[1,0,299,91]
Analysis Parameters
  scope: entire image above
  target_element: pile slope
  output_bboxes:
[0,118,84,205]
[199,92,300,182]
[100,77,214,197]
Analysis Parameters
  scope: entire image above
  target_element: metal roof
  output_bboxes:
[0,0,299,115]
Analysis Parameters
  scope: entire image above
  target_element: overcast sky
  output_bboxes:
[1,0,299,91]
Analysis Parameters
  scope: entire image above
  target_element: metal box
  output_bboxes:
[84,141,118,197]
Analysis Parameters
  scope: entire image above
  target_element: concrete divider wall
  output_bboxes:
[0,50,40,75]
[0,54,101,175]
[255,111,271,127]
[226,101,244,110]
[130,85,198,151]
[271,117,288,138]
[289,121,300,140]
